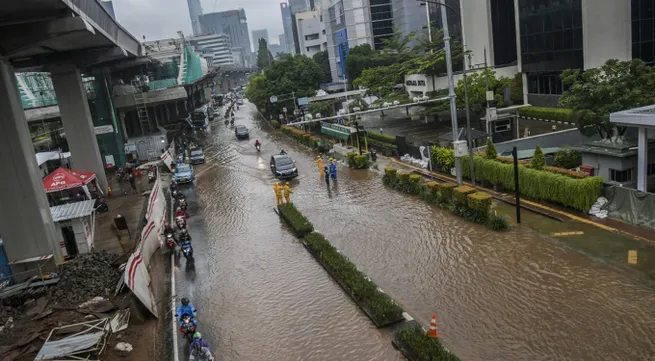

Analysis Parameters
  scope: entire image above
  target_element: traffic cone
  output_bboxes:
[427,313,439,338]
[107,186,112,197]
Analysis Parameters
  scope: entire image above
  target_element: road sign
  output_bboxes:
[297,97,309,106]
[283,107,287,113]
[270,96,278,103]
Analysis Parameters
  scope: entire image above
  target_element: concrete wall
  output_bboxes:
[582,148,655,189]
[405,65,519,96]
[460,0,494,68]
[113,87,188,109]
[477,128,590,154]
[582,0,631,70]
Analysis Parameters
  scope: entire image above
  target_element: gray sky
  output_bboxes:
[112,0,284,48]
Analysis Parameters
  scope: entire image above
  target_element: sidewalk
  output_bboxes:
[381,156,655,245]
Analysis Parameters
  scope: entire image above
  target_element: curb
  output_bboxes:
[522,116,574,126]
[169,189,179,361]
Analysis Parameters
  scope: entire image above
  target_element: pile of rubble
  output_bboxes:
[49,252,122,306]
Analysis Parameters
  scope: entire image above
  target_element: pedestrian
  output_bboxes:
[283,182,292,203]
[128,173,137,194]
[324,166,330,186]
[274,181,283,205]
[316,156,324,177]
[329,160,337,181]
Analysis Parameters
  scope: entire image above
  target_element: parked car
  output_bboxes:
[236,98,244,105]
[189,148,205,164]
[235,125,250,139]
[270,153,298,179]
[173,163,195,183]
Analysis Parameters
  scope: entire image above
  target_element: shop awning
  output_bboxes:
[50,200,97,222]
[43,168,96,193]
[320,121,356,141]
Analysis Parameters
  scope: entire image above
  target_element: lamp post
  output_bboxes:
[417,0,476,186]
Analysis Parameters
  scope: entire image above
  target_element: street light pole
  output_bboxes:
[438,3,462,185]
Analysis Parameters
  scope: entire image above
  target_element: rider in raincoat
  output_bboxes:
[175,298,198,329]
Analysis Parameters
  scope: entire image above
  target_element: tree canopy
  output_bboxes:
[560,58,655,140]
[256,39,273,71]
[454,69,520,114]
[312,50,332,83]
[245,55,324,117]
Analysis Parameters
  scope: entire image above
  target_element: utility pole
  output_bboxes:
[462,45,475,187]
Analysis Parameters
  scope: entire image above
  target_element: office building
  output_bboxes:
[393,0,427,47]
[295,8,327,57]
[190,33,235,68]
[279,34,288,53]
[187,0,203,36]
[280,3,295,53]
[290,0,312,13]
[101,1,116,20]
[252,29,270,49]
[268,43,284,58]
[199,9,251,67]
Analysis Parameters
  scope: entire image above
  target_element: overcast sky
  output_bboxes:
[112,0,284,47]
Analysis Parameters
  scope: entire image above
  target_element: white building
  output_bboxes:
[295,7,327,57]
[190,33,235,68]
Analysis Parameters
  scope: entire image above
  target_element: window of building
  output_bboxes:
[490,0,518,67]
[648,163,655,175]
[632,0,655,64]
[519,0,583,72]
[610,168,634,183]
[526,72,565,95]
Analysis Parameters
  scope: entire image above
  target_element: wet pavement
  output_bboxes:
[175,101,655,361]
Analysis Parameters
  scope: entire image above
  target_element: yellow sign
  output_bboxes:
[551,231,584,237]
[628,250,638,265]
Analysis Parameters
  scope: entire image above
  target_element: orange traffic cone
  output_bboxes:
[427,313,439,338]
[107,186,112,197]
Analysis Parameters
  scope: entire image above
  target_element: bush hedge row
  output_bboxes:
[347,151,369,169]
[367,131,397,144]
[280,125,324,151]
[393,324,461,361]
[277,203,314,237]
[518,106,575,123]
[459,155,603,212]
[304,232,405,326]
[384,168,509,231]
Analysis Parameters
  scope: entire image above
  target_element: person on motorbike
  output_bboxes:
[164,222,176,235]
[175,207,187,219]
[189,332,211,354]
[279,149,287,155]
[255,139,261,148]
[189,341,214,361]
[176,297,198,328]
[179,229,192,243]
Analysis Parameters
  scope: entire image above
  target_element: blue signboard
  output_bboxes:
[335,28,349,79]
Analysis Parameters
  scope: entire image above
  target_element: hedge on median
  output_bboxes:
[393,324,461,361]
[304,232,404,326]
[384,167,509,231]
[277,203,314,237]
[518,106,575,123]
[281,125,324,151]
[347,151,369,169]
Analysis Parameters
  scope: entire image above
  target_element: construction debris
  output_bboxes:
[49,252,122,306]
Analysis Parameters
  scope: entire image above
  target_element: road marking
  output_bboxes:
[552,231,584,237]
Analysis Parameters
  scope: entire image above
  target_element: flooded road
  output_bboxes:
[177,101,655,361]
[174,108,400,361]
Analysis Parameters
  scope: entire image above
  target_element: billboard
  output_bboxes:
[335,28,349,79]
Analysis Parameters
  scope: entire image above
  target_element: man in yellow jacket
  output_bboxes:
[274,181,283,205]
[316,156,324,177]
[283,182,292,203]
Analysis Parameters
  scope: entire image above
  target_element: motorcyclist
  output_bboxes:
[175,207,187,219]
[255,139,261,149]
[163,222,175,235]
[189,332,210,354]
[189,341,214,361]
[179,229,192,243]
[175,297,198,329]
[279,149,287,155]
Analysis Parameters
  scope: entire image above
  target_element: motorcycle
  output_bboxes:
[255,143,261,152]
[179,314,196,342]
[165,232,177,252]
[175,216,187,230]
[178,198,188,211]
[148,171,156,183]
[94,197,109,213]
[181,240,194,263]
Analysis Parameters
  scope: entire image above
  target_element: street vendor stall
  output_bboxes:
[42,167,102,205]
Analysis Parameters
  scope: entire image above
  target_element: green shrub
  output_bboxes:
[518,106,575,123]
[347,152,357,168]
[488,213,510,232]
[271,120,281,128]
[393,325,461,361]
[431,147,455,172]
[354,155,368,169]
[368,131,397,144]
[466,192,493,224]
[436,183,456,202]
[532,145,545,170]
[452,186,475,206]
[305,232,404,325]
[485,138,497,160]
[277,203,314,237]
[552,147,582,170]
[367,138,398,156]
[383,167,399,187]
[398,171,411,183]
[461,154,603,212]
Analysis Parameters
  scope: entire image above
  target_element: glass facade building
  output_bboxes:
[370,0,394,49]
[632,0,655,64]
[490,0,517,67]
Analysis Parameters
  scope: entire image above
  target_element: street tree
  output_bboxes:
[308,101,333,118]
[245,55,324,117]
[532,145,545,170]
[344,44,377,86]
[312,50,332,83]
[560,58,655,141]
[454,69,513,115]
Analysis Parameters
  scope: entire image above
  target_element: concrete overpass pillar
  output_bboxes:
[0,60,62,264]
[51,66,108,191]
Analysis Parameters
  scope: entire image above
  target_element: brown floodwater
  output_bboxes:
[176,101,655,361]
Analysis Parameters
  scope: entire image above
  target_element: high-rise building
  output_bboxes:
[289,0,311,13]
[280,3,294,53]
[295,7,327,58]
[101,1,116,20]
[393,0,428,47]
[187,0,203,36]
[199,9,252,67]
[252,29,270,48]
[190,33,235,68]
[279,34,288,53]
